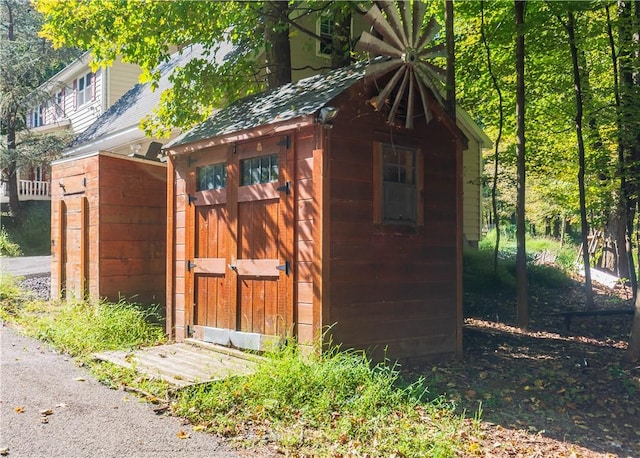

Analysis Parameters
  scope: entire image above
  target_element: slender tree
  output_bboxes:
[605,4,637,297]
[445,0,455,118]
[625,0,640,362]
[563,8,595,308]
[515,0,528,329]
[480,0,505,274]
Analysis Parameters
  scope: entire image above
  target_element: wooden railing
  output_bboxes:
[19,180,50,197]
[0,180,50,201]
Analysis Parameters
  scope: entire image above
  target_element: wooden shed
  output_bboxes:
[165,60,466,360]
[50,151,167,307]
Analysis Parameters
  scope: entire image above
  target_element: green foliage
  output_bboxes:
[469,231,575,295]
[35,0,359,136]
[173,343,472,457]
[1,201,51,255]
[0,227,22,256]
[0,274,27,317]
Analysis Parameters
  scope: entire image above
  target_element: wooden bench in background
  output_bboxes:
[554,309,634,330]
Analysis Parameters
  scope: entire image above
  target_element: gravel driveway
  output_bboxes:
[0,325,272,458]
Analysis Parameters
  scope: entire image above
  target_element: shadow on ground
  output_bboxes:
[405,280,639,457]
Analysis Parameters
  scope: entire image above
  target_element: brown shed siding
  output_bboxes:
[324,91,461,361]
[51,152,166,306]
[293,127,320,345]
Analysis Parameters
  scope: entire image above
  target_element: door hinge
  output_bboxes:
[276,181,291,195]
[186,260,197,271]
[187,156,198,168]
[276,261,291,276]
[188,194,197,205]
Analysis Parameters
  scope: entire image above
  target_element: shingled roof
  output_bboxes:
[167,59,377,149]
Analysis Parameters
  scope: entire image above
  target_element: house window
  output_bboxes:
[30,105,44,127]
[54,90,64,119]
[240,154,279,186]
[197,162,227,191]
[318,15,334,56]
[373,142,423,225]
[76,72,94,107]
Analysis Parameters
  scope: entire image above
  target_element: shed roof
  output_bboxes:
[167,59,374,149]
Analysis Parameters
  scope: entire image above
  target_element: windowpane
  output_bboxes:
[319,16,334,56]
[196,162,227,191]
[77,72,93,107]
[380,143,418,224]
[240,154,279,186]
[250,158,261,185]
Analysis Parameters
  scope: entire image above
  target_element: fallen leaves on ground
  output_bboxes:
[405,277,639,458]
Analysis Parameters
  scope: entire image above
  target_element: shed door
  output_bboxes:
[56,196,88,300]
[191,136,293,349]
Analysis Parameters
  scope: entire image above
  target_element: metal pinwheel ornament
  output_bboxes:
[356,0,447,129]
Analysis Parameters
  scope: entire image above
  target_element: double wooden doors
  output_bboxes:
[188,136,293,349]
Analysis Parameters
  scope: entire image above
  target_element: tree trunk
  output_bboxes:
[625,0,640,363]
[606,3,637,293]
[481,0,504,274]
[263,0,291,88]
[4,0,21,218]
[515,0,528,329]
[445,0,456,119]
[567,10,595,308]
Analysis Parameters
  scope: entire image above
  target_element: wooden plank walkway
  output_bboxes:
[92,339,261,387]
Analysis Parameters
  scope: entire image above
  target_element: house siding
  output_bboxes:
[107,59,142,106]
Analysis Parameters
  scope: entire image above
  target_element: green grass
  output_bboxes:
[0,274,166,359]
[173,343,475,456]
[470,230,576,296]
[0,274,479,456]
[1,201,51,255]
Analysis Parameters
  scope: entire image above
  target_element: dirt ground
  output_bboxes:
[405,279,640,457]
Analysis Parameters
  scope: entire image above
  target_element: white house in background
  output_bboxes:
[1,53,141,204]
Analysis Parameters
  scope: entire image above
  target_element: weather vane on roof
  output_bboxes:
[356,0,447,129]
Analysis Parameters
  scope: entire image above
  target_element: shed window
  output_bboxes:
[197,162,227,191]
[241,154,279,186]
[374,142,423,225]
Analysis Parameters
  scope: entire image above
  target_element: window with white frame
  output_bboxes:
[318,15,334,56]
[76,72,94,107]
[29,105,44,128]
[54,90,64,119]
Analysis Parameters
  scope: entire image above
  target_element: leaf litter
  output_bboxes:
[404,278,639,457]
